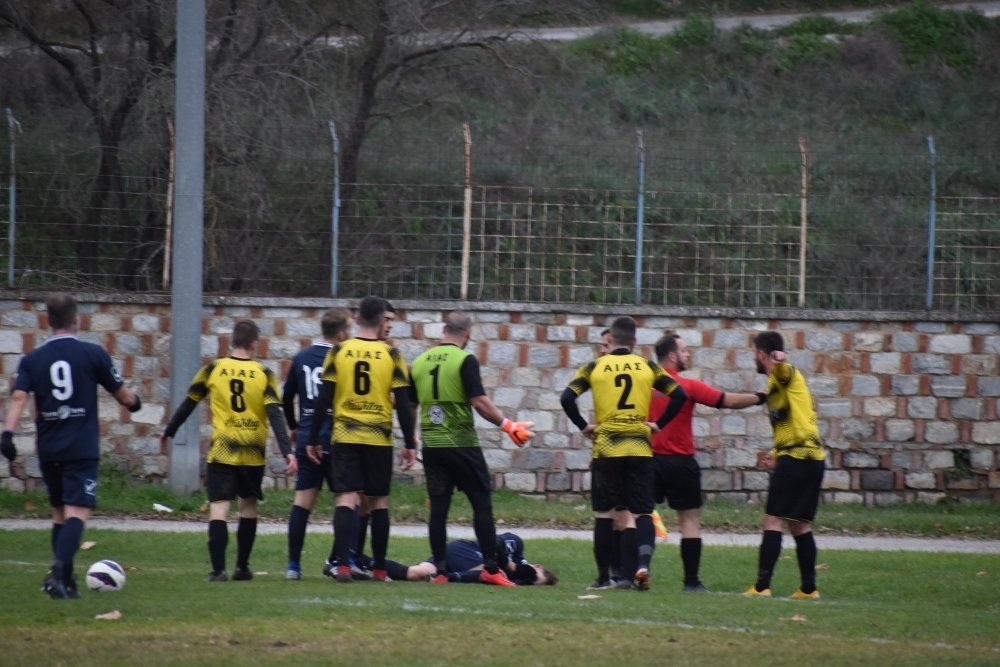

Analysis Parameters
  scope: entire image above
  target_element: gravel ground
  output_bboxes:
[2,517,999,553]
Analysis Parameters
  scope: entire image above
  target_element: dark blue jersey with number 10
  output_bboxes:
[12,335,124,462]
[282,342,334,455]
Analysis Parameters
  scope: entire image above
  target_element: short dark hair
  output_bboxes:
[539,566,558,586]
[654,331,682,361]
[231,319,260,349]
[443,311,472,335]
[320,308,351,338]
[753,330,785,354]
[357,296,386,328]
[46,293,77,329]
[609,316,636,346]
[383,299,396,314]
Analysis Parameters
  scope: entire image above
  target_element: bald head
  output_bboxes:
[441,311,473,348]
[443,312,472,335]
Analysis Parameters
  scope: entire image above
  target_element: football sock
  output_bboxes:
[51,522,63,555]
[635,514,655,571]
[754,530,783,591]
[680,537,703,586]
[287,505,310,564]
[428,493,452,568]
[456,569,483,583]
[332,505,355,564]
[235,517,257,569]
[609,528,623,578]
[593,517,613,581]
[621,527,639,579]
[794,532,818,594]
[354,511,370,561]
[52,517,84,582]
[469,490,499,574]
[384,559,409,581]
[369,508,389,571]
[208,519,228,573]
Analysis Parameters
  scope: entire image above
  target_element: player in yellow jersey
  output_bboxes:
[161,320,295,582]
[561,316,688,592]
[306,296,417,583]
[743,330,826,600]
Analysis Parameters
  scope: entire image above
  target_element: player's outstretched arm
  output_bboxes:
[470,395,534,447]
[722,391,768,409]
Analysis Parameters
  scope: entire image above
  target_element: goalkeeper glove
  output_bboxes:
[128,396,143,413]
[1,430,15,462]
[500,418,534,447]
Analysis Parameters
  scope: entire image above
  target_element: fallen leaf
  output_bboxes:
[199,502,208,512]
[125,565,139,572]
[976,571,986,577]
[24,501,36,512]
[577,594,602,600]
[95,610,122,621]
[80,541,97,551]
[815,563,829,571]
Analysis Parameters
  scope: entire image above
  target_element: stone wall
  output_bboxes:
[1,294,998,504]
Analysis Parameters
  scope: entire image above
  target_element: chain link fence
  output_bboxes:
[3,129,998,312]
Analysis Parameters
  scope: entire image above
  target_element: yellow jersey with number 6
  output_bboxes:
[321,337,410,446]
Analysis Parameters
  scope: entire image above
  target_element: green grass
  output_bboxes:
[4,478,1000,538]
[0,529,997,666]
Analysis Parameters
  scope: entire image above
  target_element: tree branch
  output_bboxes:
[0,5,99,113]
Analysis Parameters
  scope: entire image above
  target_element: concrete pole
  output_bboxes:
[168,0,206,495]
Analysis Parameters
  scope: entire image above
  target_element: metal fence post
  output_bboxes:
[462,122,472,301]
[925,135,937,310]
[635,128,646,305]
[6,108,21,288]
[329,120,340,297]
[798,135,809,309]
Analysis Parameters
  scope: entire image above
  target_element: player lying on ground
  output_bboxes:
[362,532,557,586]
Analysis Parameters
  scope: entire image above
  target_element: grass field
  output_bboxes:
[4,478,1000,538]
[1,526,998,666]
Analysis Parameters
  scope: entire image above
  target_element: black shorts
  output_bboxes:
[423,447,492,496]
[295,451,334,492]
[330,443,394,497]
[591,456,655,515]
[206,462,265,502]
[652,454,703,511]
[766,456,825,522]
[41,459,99,509]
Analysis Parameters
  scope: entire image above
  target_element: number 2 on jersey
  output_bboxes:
[615,373,635,410]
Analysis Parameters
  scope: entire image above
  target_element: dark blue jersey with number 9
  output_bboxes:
[12,335,124,462]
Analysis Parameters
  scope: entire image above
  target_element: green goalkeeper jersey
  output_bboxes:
[411,344,479,448]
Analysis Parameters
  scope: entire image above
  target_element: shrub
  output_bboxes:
[874,2,990,74]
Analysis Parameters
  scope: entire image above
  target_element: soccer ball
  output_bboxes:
[86,559,126,592]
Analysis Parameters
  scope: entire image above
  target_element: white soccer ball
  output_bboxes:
[86,559,127,592]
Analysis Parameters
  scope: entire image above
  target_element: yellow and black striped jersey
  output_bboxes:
[186,356,282,466]
[565,351,681,458]
[763,362,826,461]
[321,337,410,446]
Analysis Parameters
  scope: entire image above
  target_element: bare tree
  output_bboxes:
[0,1,176,282]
